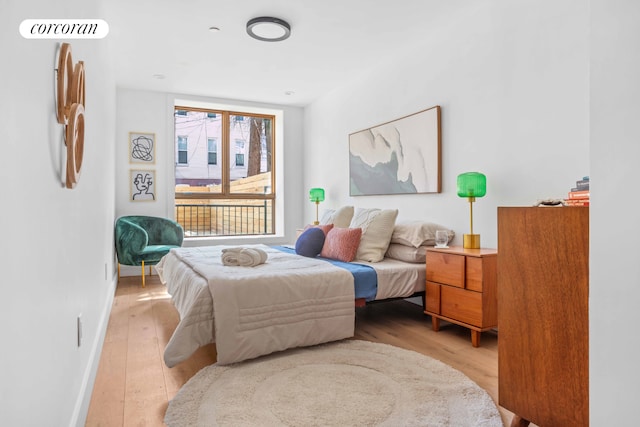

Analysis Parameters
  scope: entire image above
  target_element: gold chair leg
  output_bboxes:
[141,260,145,288]
[117,263,120,283]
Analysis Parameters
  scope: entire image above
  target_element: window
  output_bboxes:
[234,140,245,166]
[174,107,275,237]
[208,138,217,165]
[177,136,188,165]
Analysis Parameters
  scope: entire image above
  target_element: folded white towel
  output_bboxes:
[221,247,268,267]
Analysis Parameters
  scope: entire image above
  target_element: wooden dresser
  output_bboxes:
[497,207,589,427]
[424,246,498,347]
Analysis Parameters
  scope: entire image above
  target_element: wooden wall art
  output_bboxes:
[56,43,85,189]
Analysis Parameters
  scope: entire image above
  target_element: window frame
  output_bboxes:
[177,135,188,165]
[173,105,277,236]
[207,137,217,165]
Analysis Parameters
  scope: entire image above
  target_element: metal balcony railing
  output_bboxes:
[175,203,272,237]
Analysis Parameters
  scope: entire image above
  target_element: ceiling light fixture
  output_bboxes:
[246,17,290,42]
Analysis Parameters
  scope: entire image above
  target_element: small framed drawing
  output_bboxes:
[129,132,155,164]
[130,169,156,202]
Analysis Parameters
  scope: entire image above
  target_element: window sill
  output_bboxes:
[183,233,288,248]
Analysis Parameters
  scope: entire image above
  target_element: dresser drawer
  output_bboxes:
[466,257,484,292]
[426,252,465,288]
[425,281,441,314]
[441,286,482,326]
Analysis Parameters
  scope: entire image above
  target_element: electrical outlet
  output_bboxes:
[104,262,108,281]
[77,314,83,347]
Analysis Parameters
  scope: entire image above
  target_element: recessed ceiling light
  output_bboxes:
[152,74,165,80]
[246,17,290,42]
[209,26,221,33]
[284,90,295,96]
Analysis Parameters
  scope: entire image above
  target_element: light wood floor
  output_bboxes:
[86,275,515,426]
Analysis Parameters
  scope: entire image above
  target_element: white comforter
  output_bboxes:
[156,245,355,366]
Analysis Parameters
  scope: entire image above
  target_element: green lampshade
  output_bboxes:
[309,188,325,203]
[457,172,487,198]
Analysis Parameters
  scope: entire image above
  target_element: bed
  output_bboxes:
[156,244,426,367]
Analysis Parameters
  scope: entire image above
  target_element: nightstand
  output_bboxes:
[424,246,497,347]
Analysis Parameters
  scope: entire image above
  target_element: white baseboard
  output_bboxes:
[405,296,423,306]
[69,276,117,427]
[118,264,157,277]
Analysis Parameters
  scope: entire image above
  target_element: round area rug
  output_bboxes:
[165,340,502,427]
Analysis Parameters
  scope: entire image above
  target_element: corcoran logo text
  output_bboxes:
[20,19,109,39]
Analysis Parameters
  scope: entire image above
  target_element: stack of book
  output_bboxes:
[565,176,590,206]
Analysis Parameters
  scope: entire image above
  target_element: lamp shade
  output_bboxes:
[309,188,325,203]
[457,172,487,198]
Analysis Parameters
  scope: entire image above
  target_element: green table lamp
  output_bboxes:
[309,188,325,225]
[457,172,486,249]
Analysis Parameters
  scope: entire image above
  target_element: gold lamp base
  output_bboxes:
[463,234,481,249]
[313,200,320,225]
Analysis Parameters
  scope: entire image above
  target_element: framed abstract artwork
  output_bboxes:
[130,169,156,202]
[349,106,441,196]
[129,132,155,164]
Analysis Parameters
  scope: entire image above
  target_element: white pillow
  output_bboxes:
[391,221,455,248]
[349,208,398,262]
[385,244,428,263]
[319,206,354,228]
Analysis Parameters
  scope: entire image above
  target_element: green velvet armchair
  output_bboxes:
[115,215,184,287]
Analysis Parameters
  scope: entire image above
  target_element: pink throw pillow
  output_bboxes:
[304,223,334,236]
[320,227,362,262]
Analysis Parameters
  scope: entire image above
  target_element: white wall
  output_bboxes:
[0,1,116,426]
[304,1,640,424]
[590,0,640,423]
[115,89,305,264]
[304,1,589,249]
[116,90,172,219]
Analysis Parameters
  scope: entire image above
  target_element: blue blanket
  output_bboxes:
[273,246,378,301]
